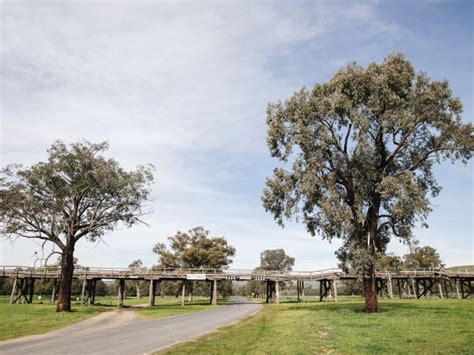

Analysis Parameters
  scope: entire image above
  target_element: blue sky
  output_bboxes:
[1,0,472,269]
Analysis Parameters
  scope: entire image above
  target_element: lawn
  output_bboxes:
[159,297,474,354]
[0,295,223,341]
[0,296,108,341]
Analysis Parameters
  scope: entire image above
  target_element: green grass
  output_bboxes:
[159,297,474,354]
[0,295,223,341]
[0,296,108,341]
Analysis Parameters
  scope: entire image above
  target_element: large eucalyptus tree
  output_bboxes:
[262,53,473,312]
[0,141,154,312]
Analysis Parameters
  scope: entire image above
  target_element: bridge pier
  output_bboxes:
[9,276,18,304]
[210,279,217,305]
[117,279,125,308]
[181,282,186,307]
[148,279,157,307]
[274,280,280,304]
[10,277,35,304]
[51,280,57,304]
[331,277,337,302]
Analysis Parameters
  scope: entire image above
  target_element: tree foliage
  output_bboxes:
[153,226,236,269]
[404,245,444,270]
[262,53,473,312]
[0,140,154,311]
[260,249,295,271]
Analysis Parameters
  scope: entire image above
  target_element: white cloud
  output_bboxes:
[4,1,468,270]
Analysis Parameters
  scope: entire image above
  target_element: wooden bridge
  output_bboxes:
[1,265,473,306]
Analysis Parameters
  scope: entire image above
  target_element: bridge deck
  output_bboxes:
[1,265,473,282]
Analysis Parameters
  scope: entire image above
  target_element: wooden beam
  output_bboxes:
[331,278,338,302]
[181,282,186,307]
[81,278,87,304]
[51,279,57,304]
[210,279,218,305]
[275,280,280,304]
[9,277,18,305]
[438,279,444,299]
[117,279,125,308]
[148,279,156,307]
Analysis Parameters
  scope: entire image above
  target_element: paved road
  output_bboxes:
[0,302,261,354]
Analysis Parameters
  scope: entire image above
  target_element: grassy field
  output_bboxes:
[0,296,108,341]
[0,295,222,341]
[160,297,474,354]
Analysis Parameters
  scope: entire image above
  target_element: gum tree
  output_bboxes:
[0,141,154,312]
[262,53,473,312]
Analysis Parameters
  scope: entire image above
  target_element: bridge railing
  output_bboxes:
[1,265,473,279]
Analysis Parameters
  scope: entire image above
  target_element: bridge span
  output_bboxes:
[1,265,473,306]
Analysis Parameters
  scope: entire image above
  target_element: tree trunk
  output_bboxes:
[56,243,75,312]
[363,262,379,313]
[364,200,380,313]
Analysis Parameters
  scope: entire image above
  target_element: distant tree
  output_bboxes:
[260,249,295,271]
[262,53,473,312]
[376,254,404,272]
[0,141,154,312]
[153,226,236,269]
[404,245,444,270]
[128,259,146,298]
[243,267,267,298]
[153,226,236,299]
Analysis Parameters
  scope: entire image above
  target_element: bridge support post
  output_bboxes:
[331,278,338,302]
[81,278,87,304]
[51,280,57,304]
[411,278,418,299]
[274,280,280,304]
[210,279,217,305]
[438,279,444,299]
[117,279,125,308]
[387,273,393,299]
[265,281,271,303]
[297,281,301,302]
[455,280,461,299]
[148,279,156,307]
[9,277,18,304]
[27,278,35,304]
[181,282,186,307]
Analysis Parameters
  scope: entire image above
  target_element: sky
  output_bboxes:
[0,0,472,270]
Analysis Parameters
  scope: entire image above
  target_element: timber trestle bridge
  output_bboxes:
[2,265,473,306]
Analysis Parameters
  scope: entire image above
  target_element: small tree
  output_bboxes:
[0,141,154,311]
[262,53,473,312]
[128,259,146,298]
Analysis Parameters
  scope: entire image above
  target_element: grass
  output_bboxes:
[0,295,223,341]
[159,296,474,354]
[0,296,108,341]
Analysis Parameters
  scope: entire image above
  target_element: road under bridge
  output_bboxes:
[1,265,473,306]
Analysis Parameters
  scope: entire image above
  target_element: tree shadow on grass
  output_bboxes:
[283,299,454,314]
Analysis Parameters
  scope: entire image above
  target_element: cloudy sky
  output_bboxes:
[1,0,472,269]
